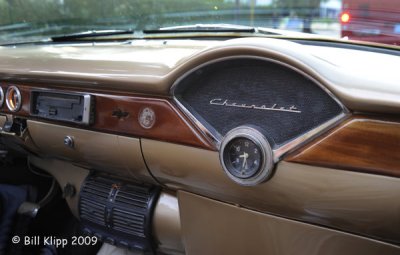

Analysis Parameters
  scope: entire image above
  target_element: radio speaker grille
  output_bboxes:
[175,59,343,147]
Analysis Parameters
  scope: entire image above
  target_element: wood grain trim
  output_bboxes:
[92,93,214,150]
[0,83,215,150]
[286,117,400,177]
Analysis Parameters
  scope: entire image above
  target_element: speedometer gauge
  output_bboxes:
[220,126,274,186]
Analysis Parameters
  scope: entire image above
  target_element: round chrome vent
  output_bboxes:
[6,86,22,112]
[219,126,274,186]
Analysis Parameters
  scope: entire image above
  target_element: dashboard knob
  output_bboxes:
[64,136,74,148]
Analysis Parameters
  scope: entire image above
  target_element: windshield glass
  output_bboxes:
[1,0,399,46]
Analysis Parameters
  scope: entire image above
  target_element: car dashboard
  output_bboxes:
[0,37,399,255]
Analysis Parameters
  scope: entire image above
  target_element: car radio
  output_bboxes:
[30,90,94,125]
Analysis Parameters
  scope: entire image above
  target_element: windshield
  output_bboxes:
[1,0,399,46]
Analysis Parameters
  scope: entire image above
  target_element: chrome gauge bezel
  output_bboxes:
[219,126,274,186]
[0,86,4,107]
[6,86,22,112]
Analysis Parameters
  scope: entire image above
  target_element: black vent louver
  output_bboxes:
[79,174,160,253]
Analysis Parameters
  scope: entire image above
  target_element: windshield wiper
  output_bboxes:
[45,24,321,45]
[51,29,134,42]
[144,24,287,37]
[144,24,258,34]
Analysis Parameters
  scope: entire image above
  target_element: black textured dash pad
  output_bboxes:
[176,59,343,147]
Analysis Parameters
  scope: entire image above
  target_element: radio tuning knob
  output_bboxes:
[64,136,74,148]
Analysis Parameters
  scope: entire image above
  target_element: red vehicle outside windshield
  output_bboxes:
[341,0,400,45]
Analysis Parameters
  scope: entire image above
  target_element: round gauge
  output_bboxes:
[220,126,274,186]
[5,86,22,112]
[0,87,4,107]
[223,137,263,178]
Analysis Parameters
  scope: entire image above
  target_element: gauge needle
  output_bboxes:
[239,152,249,169]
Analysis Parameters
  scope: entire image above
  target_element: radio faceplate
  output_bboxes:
[30,90,94,125]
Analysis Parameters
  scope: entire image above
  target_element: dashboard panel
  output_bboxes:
[0,83,213,150]
[0,38,399,254]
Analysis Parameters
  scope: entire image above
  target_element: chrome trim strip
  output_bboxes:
[171,55,349,158]
[272,112,347,161]
[82,94,92,125]
[0,86,4,107]
[173,97,223,146]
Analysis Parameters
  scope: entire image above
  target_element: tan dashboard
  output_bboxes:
[0,38,399,253]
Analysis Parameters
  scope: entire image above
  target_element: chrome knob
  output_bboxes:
[64,136,74,148]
